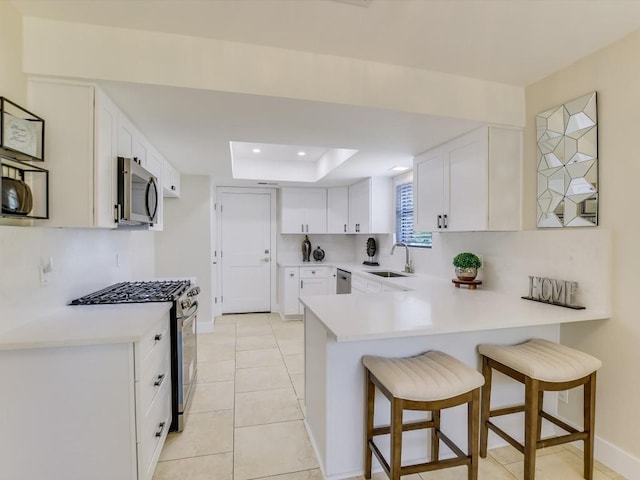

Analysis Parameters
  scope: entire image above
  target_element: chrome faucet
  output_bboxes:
[390,242,413,273]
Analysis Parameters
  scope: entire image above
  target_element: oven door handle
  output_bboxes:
[181,301,199,325]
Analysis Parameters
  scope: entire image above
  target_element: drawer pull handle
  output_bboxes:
[155,422,166,438]
[154,333,163,342]
[154,374,166,387]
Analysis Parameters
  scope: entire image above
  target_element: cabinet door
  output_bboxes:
[304,189,327,233]
[94,89,118,228]
[300,277,328,297]
[133,136,148,168]
[445,128,488,231]
[327,267,338,294]
[281,188,306,234]
[414,147,444,233]
[28,80,95,228]
[348,179,370,233]
[327,187,349,233]
[163,160,180,198]
[117,113,134,159]
[282,267,301,316]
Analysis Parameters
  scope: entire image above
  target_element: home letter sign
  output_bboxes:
[522,276,585,310]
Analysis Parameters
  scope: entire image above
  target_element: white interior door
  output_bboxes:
[220,190,273,313]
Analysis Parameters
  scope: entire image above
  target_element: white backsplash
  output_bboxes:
[0,226,155,333]
[278,234,357,265]
[373,229,611,312]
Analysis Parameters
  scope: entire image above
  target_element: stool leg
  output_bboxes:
[537,389,544,442]
[390,397,403,480]
[524,376,540,480]
[364,371,375,479]
[479,355,492,458]
[468,388,480,480]
[584,372,597,480]
[431,409,440,461]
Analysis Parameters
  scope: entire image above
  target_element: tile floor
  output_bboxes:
[153,313,625,480]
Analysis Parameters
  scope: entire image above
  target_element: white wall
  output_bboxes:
[278,234,357,265]
[21,17,524,127]
[155,176,214,329]
[523,28,640,475]
[0,2,155,334]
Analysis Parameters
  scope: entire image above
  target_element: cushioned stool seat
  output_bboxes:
[478,339,601,480]
[363,351,484,480]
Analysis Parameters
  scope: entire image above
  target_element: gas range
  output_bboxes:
[70,280,190,305]
[70,279,200,432]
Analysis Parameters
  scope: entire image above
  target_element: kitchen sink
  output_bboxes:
[366,271,408,278]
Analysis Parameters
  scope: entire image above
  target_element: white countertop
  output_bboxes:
[299,274,610,342]
[0,303,171,351]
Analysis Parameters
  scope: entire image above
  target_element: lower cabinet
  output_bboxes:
[353,273,409,294]
[0,312,171,480]
[280,266,331,317]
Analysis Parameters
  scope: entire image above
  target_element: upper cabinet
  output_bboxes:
[27,78,171,230]
[348,177,392,234]
[327,187,349,234]
[162,159,181,198]
[28,79,118,228]
[413,125,522,233]
[281,188,327,234]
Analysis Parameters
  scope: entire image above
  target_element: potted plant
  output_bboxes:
[453,252,481,281]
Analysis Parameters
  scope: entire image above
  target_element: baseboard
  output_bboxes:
[556,416,640,480]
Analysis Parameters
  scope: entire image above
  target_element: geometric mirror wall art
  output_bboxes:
[536,91,598,227]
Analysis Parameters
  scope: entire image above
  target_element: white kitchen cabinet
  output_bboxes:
[328,266,338,294]
[348,177,392,234]
[327,187,349,233]
[413,125,522,233]
[0,313,171,480]
[28,79,118,228]
[162,159,181,198]
[280,265,330,317]
[27,78,167,230]
[281,188,327,234]
[281,267,301,316]
[351,274,367,294]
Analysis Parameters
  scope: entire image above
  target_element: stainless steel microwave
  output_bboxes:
[115,157,158,226]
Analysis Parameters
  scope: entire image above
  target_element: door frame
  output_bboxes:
[216,186,278,314]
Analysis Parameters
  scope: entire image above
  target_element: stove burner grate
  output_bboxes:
[70,280,190,305]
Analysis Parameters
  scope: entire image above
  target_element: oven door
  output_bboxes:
[177,301,198,430]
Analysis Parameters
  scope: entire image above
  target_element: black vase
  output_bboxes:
[302,235,311,262]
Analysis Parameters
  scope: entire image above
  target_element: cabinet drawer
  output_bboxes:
[136,314,170,377]
[299,266,329,278]
[138,380,171,480]
[136,335,171,418]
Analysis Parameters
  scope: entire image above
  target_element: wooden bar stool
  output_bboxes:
[477,339,602,480]
[362,351,485,480]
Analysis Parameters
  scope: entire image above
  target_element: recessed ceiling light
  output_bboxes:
[252,148,261,153]
[391,166,409,171]
[297,151,306,156]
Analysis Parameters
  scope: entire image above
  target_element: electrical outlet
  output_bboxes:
[558,390,569,403]
[115,252,120,268]
[40,256,53,286]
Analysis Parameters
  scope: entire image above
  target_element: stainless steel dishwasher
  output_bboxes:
[336,268,351,294]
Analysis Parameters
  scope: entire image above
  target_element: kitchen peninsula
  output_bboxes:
[300,274,609,480]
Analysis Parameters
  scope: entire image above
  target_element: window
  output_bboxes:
[396,182,432,248]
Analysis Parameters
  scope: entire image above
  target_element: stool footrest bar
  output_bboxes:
[540,411,579,434]
[437,430,467,460]
[487,421,525,454]
[491,405,525,417]
[372,419,434,437]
